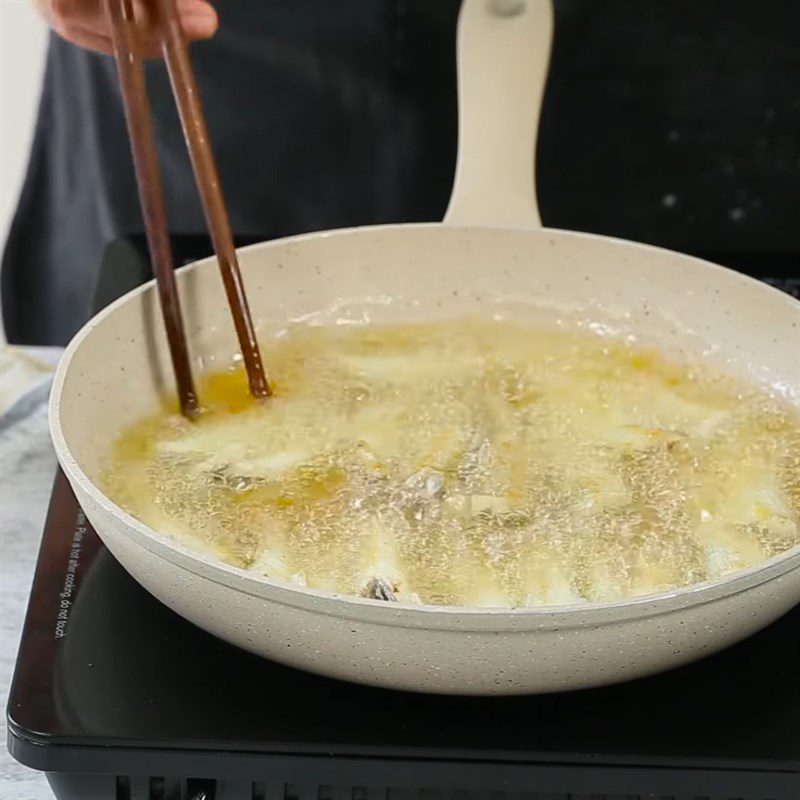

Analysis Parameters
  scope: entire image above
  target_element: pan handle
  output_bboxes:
[443,0,553,230]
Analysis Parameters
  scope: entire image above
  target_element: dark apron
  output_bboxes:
[3,0,798,345]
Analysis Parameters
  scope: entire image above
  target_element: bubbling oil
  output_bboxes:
[103,320,800,607]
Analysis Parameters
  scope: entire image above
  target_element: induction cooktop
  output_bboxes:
[6,236,800,800]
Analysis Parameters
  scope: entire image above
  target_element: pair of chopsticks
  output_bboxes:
[105,0,270,417]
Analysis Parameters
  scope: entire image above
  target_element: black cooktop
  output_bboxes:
[6,236,800,800]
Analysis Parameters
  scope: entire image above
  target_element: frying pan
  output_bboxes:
[50,0,799,694]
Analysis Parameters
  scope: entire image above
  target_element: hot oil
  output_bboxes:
[103,320,800,607]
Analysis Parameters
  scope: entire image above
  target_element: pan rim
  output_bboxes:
[50,222,800,629]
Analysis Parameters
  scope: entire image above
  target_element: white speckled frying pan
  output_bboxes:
[50,0,799,694]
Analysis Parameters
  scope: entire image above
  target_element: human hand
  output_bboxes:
[34,0,218,57]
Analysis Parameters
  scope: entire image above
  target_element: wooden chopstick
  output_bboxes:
[154,0,271,400]
[106,0,272,417]
[105,0,199,418]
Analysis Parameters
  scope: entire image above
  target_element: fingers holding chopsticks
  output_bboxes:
[34,0,218,57]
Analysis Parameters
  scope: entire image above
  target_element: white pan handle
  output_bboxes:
[443,0,553,230]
